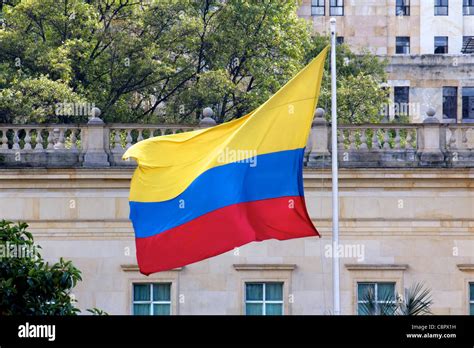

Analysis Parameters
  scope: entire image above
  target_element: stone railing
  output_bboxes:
[307,108,474,168]
[0,125,82,167]
[0,107,473,168]
[108,124,197,165]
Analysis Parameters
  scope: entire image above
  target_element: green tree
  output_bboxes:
[308,35,390,124]
[0,220,103,315]
[0,75,85,123]
[0,0,389,124]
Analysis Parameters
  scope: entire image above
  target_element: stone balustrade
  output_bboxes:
[108,125,197,165]
[0,107,473,168]
[0,125,82,167]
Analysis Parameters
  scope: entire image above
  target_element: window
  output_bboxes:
[443,87,457,120]
[311,0,325,16]
[336,36,344,45]
[463,36,474,47]
[133,283,171,315]
[245,282,283,315]
[434,36,448,54]
[394,86,410,117]
[464,36,474,53]
[435,0,449,15]
[330,0,344,16]
[357,282,396,315]
[462,87,474,121]
[464,0,474,15]
[470,283,474,315]
[396,0,410,16]
[396,37,410,54]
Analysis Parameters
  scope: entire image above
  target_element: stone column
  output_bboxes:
[82,107,110,167]
[308,108,330,167]
[418,108,444,164]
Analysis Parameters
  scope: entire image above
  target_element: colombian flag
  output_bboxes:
[124,47,328,275]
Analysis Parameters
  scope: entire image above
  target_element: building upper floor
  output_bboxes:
[298,0,474,55]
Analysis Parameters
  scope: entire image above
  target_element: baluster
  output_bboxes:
[24,129,32,150]
[359,129,368,150]
[70,129,77,150]
[125,130,132,149]
[137,129,144,143]
[406,130,413,150]
[372,129,380,151]
[337,130,345,150]
[34,129,44,151]
[461,128,468,150]
[448,128,457,150]
[47,129,54,149]
[349,130,356,150]
[12,129,20,150]
[382,129,391,150]
[394,129,401,149]
[113,130,123,152]
[1,129,8,149]
[54,128,65,149]
[77,129,82,149]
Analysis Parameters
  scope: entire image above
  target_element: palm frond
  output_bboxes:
[359,287,396,315]
[397,282,433,316]
[358,282,433,316]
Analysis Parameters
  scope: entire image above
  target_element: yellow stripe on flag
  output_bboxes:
[123,46,329,202]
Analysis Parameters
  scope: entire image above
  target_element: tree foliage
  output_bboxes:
[308,35,390,124]
[0,0,388,124]
[0,220,103,315]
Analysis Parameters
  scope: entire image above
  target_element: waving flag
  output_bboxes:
[123,47,328,275]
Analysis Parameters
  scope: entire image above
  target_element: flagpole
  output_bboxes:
[330,17,340,315]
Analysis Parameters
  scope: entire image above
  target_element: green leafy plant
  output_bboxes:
[0,0,389,125]
[397,282,433,315]
[358,286,397,316]
[0,220,104,315]
[359,282,433,316]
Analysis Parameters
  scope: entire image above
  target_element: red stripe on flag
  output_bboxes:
[135,196,318,275]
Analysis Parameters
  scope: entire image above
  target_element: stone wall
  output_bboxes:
[0,167,472,315]
[388,55,474,122]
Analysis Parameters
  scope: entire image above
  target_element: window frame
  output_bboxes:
[132,282,172,316]
[395,36,410,54]
[394,86,410,117]
[434,36,449,54]
[442,86,458,120]
[462,86,474,121]
[396,0,410,16]
[311,0,325,16]
[464,0,474,15]
[470,283,474,315]
[435,0,449,16]
[463,36,474,47]
[329,0,344,16]
[245,282,284,315]
[357,282,397,315]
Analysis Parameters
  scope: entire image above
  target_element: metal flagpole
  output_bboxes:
[330,18,340,315]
